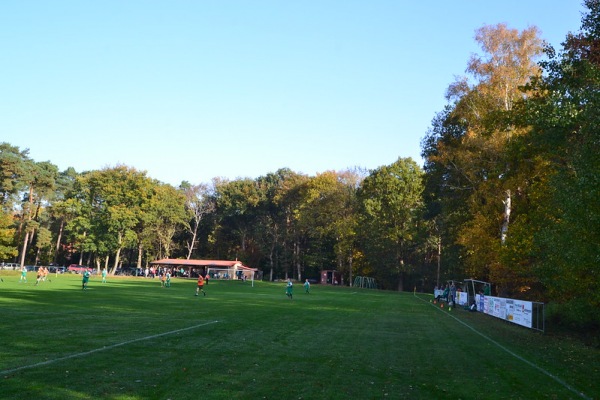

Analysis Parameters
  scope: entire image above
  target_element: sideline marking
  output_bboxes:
[414,294,590,400]
[1,320,220,376]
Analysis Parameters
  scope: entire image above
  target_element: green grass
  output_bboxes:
[0,271,597,399]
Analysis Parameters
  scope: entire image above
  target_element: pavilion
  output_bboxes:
[149,258,257,280]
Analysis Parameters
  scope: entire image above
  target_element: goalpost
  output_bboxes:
[353,276,377,289]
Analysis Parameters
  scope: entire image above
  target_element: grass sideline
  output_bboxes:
[0,271,597,399]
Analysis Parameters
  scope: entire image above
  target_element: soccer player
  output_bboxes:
[82,269,91,290]
[165,270,171,288]
[195,274,206,296]
[286,278,293,299]
[101,267,107,283]
[19,266,27,283]
[304,279,310,294]
[35,268,43,286]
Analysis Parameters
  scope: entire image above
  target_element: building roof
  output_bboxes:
[150,258,257,271]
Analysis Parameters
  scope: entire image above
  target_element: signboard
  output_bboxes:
[476,295,533,329]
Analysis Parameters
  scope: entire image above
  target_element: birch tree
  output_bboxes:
[181,182,215,259]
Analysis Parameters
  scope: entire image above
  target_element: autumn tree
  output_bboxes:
[514,0,600,323]
[422,24,544,294]
[254,169,307,281]
[295,170,361,283]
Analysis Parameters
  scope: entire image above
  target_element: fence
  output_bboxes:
[476,294,545,332]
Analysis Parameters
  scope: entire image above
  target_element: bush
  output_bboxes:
[546,300,600,348]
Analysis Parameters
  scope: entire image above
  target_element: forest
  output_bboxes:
[1,1,598,332]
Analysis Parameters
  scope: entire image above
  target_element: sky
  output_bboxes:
[0,1,586,186]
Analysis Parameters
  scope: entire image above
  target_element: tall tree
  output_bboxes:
[213,178,261,261]
[142,182,188,262]
[17,161,58,267]
[358,158,423,291]
[422,24,544,293]
[255,169,305,281]
[296,170,361,283]
[180,181,215,260]
[48,167,79,263]
[78,166,154,274]
[515,0,600,316]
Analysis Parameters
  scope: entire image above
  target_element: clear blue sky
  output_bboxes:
[0,1,585,186]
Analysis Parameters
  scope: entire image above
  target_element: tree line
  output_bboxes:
[1,1,598,329]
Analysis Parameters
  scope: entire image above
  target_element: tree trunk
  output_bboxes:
[501,189,512,245]
[137,243,143,270]
[19,232,29,268]
[295,241,302,281]
[186,227,198,260]
[348,253,353,287]
[268,244,275,282]
[111,232,123,275]
[112,247,122,275]
[397,259,405,292]
[436,237,442,288]
[54,219,64,262]
[78,231,86,265]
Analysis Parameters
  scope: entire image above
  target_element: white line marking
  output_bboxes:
[414,294,590,400]
[1,320,220,376]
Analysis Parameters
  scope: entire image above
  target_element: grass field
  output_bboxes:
[0,271,597,400]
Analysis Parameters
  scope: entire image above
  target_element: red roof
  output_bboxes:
[150,259,256,270]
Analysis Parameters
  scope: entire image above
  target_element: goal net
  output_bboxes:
[206,267,235,280]
[206,267,256,286]
[353,276,377,289]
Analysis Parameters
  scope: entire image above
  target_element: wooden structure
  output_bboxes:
[150,259,257,279]
[321,270,342,285]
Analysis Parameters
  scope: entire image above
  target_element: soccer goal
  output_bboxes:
[353,276,377,289]
[206,267,234,280]
[207,267,256,287]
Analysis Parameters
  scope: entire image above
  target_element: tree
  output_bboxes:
[48,167,79,263]
[358,158,423,291]
[17,161,58,267]
[0,211,17,260]
[78,166,154,274]
[295,170,361,284]
[254,169,306,281]
[514,0,600,319]
[0,143,31,209]
[180,182,215,260]
[143,182,188,262]
[422,24,544,293]
[212,178,261,261]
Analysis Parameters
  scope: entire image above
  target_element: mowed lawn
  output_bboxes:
[0,272,597,400]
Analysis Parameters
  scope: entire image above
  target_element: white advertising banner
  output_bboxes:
[477,295,533,329]
[456,291,468,306]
